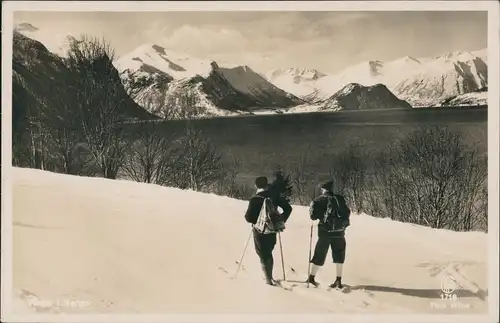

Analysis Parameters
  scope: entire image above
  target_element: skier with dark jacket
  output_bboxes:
[244,176,293,285]
[307,181,351,289]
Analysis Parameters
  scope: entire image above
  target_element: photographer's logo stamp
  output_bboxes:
[440,273,458,300]
[430,263,472,310]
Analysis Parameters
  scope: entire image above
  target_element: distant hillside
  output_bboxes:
[12,31,155,122]
[320,83,413,111]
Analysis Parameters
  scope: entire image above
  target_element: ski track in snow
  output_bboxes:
[9,167,489,315]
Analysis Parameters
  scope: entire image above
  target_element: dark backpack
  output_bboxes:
[254,197,286,234]
[323,195,350,232]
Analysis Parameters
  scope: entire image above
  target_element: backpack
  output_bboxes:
[254,196,286,234]
[323,195,350,232]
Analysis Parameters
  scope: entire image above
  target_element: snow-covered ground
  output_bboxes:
[5,167,492,320]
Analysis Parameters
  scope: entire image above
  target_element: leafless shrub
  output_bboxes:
[286,153,317,205]
[329,143,368,213]
[169,123,224,191]
[213,152,255,200]
[121,122,182,185]
[367,126,487,231]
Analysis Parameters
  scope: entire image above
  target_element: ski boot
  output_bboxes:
[307,274,320,287]
[262,258,276,286]
[329,276,343,289]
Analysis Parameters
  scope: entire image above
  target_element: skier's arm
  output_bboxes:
[309,199,320,220]
[244,197,261,224]
[279,199,293,222]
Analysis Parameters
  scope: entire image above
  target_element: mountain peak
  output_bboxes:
[14,22,39,32]
[268,67,326,81]
[402,56,420,64]
[435,50,477,61]
[151,44,167,56]
[367,60,384,76]
[342,82,363,92]
[323,82,412,111]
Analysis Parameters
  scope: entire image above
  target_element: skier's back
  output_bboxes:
[244,176,293,285]
[308,181,351,289]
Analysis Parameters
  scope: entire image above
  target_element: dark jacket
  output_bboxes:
[309,192,350,238]
[244,188,293,226]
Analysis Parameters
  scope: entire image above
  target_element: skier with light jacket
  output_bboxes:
[244,176,293,286]
[307,180,351,289]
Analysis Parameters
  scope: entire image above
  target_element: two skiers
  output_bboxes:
[244,177,350,288]
[307,180,351,289]
[244,176,293,286]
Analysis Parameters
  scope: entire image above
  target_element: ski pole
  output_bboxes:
[307,222,313,288]
[234,227,253,279]
[278,232,286,281]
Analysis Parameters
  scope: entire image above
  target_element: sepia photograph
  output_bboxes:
[1,1,499,322]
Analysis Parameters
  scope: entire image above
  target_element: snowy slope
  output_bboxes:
[9,168,489,316]
[115,44,302,118]
[265,68,328,101]
[392,51,487,107]
[440,88,488,107]
[114,43,213,80]
[268,50,488,107]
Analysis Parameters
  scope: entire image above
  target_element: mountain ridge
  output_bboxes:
[14,21,488,119]
[266,49,488,107]
[115,43,303,118]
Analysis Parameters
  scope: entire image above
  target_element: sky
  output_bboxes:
[13,11,488,74]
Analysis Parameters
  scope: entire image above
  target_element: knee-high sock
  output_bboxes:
[261,257,274,281]
[336,263,343,278]
[310,264,321,276]
[267,257,274,278]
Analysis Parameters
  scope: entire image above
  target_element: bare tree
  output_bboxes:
[213,152,254,200]
[38,70,88,174]
[65,34,128,179]
[329,143,368,213]
[173,124,224,191]
[364,149,399,220]
[287,152,315,205]
[122,121,182,185]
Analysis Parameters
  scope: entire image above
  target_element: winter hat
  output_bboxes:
[255,176,268,189]
[320,180,334,192]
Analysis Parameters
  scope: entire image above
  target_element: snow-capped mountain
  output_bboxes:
[266,50,488,107]
[265,68,328,101]
[254,82,412,115]
[319,83,413,111]
[14,21,488,117]
[391,51,487,106]
[116,44,303,118]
